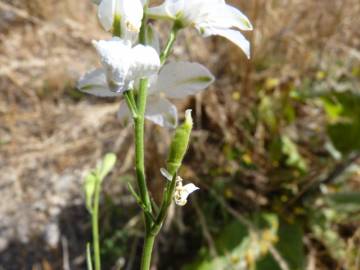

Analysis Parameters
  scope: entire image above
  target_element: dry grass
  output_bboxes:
[0,0,359,269]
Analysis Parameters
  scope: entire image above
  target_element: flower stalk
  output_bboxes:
[92,178,101,270]
[136,5,157,270]
[84,153,116,270]
[160,23,181,64]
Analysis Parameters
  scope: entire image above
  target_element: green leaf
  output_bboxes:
[257,219,305,270]
[84,173,97,212]
[183,213,279,270]
[326,192,360,212]
[324,92,360,154]
[98,153,117,180]
[259,95,277,132]
[281,135,308,172]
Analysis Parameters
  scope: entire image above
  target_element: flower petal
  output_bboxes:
[93,38,133,93]
[121,0,144,41]
[223,4,253,31]
[183,183,200,197]
[204,28,250,58]
[129,44,161,81]
[98,0,115,31]
[77,68,120,97]
[147,25,161,54]
[147,0,184,20]
[175,183,199,206]
[117,100,130,120]
[145,96,178,128]
[153,62,214,99]
[195,3,252,31]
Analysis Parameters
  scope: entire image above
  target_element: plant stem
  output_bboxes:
[92,178,101,270]
[160,24,180,64]
[140,234,156,270]
[136,9,184,270]
[151,174,177,235]
[124,91,138,118]
[135,78,152,217]
[137,6,157,270]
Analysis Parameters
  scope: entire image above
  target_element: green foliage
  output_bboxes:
[97,153,117,180]
[85,173,97,213]
[257,220,305,270]
[183,213,281,270]
[326,192,360,212]
[84,153,117,213]
[323,92,360,154]
[281,135,308,173]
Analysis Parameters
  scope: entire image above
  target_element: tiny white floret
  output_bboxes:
[161,168,200,206]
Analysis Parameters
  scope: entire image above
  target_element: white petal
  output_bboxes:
[117,100,130,120]
[121,0,144,41]
[183,183,200,196]
[194,4,252,31]
[204,28,250,58]
[98,0,115,31]
[98,0,143,42]
[147,0,184,19]
[223,4,253,31]
[78,68,120,97]
[153,62,214,99]
[145,96,178,128]
[129,44,160,80]
[147,25,161,54]
[93,38,133,93]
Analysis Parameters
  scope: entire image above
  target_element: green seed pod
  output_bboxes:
[167,110,193,176]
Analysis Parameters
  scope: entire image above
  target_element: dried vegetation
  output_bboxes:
[0,0,360,269]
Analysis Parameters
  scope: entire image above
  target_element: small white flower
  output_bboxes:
[148,0,253,58]
[94,0,144,42]
[78,37,160,94]
[160,168,199,206]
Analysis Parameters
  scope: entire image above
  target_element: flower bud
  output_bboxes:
[166,110,193,176]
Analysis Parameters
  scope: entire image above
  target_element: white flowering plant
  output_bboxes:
[79,0,252,269]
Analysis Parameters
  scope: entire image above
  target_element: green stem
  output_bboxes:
[151,174,177,235]
[135,78,152,216]
[160,24,180,64]
[92,178,101,270]
[137,6,156,270]
[140,234,156,270]
[124,91,138,118]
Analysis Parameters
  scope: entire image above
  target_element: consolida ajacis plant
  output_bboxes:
[78,0,252,269]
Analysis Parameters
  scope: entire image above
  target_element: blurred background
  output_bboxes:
[0,0,360,269]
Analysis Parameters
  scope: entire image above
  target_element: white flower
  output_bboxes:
[78,38,160,94]
[121,61,214,128]
[148,0,253,58]
[78,58,214,128]
[160,168,199,206]
[94,0,144,42]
